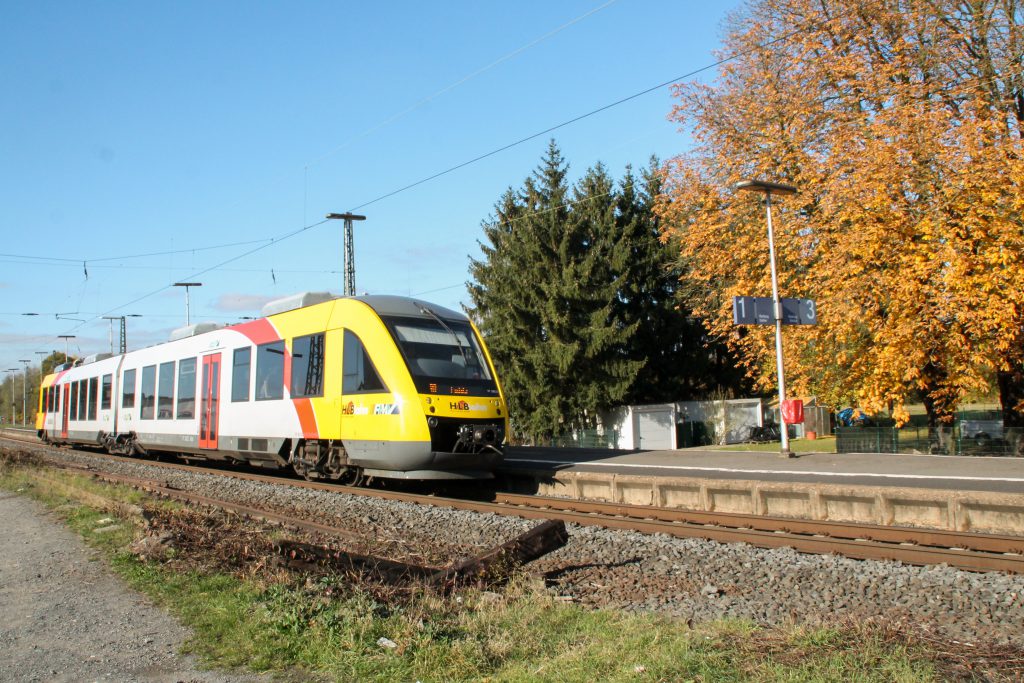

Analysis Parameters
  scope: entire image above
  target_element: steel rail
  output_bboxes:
[4,433,1022,573]
[492,493,1024,555]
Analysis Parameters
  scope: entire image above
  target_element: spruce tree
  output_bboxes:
[469,143,745,443]
[617,159,746,403]
[470,142,643,441]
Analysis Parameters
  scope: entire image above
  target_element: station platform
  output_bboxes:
[499,447,1024,535]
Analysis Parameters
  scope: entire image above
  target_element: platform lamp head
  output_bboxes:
[57,335,76,363]
[173,283,203,326]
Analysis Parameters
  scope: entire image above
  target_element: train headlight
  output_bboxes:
[427,416,439,429]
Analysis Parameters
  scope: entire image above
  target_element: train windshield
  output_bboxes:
[383,316,499,397]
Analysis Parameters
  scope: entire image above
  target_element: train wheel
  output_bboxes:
[291,460,316,481]
[331,466,362,486]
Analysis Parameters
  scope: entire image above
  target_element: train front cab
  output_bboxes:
[307,297,507,480]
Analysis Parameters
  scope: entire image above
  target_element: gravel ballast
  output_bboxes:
[16,445,1024,647]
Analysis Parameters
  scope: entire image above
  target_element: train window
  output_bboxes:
[122,369,137,408]
[390,318,493,382]
[231,347,251,402]
[70,381,78,421]
[291,333,324,398]
[78,380,88,421]
[177,357,196,419]
[157,362,175,419]
[140,365,156,419]
[88,377,98,420]
[255,341,285,401]
[101,375,112,410]
[342,330,387,394]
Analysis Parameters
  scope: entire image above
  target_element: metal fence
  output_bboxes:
[835,425,899,454]
[549,429,620,449]
[836,419,1022,456]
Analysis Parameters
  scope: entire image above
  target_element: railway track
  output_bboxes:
[3,431,1023,574]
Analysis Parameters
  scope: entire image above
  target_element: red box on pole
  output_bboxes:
[781,399,804,424]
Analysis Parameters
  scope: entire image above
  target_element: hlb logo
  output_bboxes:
[450,400,470,411]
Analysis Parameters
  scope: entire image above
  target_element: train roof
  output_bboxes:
[357,295,467,322]
[253,288,466,321]
[260,291,337,317]
[256,291,468,322]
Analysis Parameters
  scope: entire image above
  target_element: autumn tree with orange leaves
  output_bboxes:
[657,0,1024,449]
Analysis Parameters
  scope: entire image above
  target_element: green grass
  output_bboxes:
[0,456,974,682]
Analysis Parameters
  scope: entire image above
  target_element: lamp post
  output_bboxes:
[325,212,367,296]
[102,316,117,354]
[173,283,202,326]
[57,335,76,363]
[4,369,16,425]
[19,359,30,426]
[736,179,798,458]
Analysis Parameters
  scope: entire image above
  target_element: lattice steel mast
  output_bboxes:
[326,213,367,296]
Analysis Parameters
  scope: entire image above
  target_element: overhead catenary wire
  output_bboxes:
[12,3,959,353]
[0,237,277,267]
[341,9,860,214]
[4,5,856,271]
[305,0,621,169]
[54,218,330,336]
[0,0,620,272]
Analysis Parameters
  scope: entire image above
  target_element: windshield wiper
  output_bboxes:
[417,303,471,367]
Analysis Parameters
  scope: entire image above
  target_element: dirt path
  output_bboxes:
[0,492,266,683]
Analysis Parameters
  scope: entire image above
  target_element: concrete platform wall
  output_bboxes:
[506,469,1024,535]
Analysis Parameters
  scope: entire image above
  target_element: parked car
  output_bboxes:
[960,418,1003,444]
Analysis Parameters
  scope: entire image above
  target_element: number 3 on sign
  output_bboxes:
[800,299,816,324]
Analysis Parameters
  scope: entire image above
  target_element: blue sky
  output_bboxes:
[0,0,742,371]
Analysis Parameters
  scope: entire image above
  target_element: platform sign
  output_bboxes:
[733,296,773,325]
[780,298,802,325]
[733,296,817,326]
[796,298,817,325]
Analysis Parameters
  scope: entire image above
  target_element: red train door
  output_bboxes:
[199,353,221,449]
[61,385,69,439]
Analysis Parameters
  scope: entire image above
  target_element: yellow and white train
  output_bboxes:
[36,293,507,483]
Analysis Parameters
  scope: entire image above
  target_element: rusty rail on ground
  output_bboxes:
[21,463,568,591]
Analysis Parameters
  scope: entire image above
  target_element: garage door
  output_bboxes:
[637,409,674,450]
